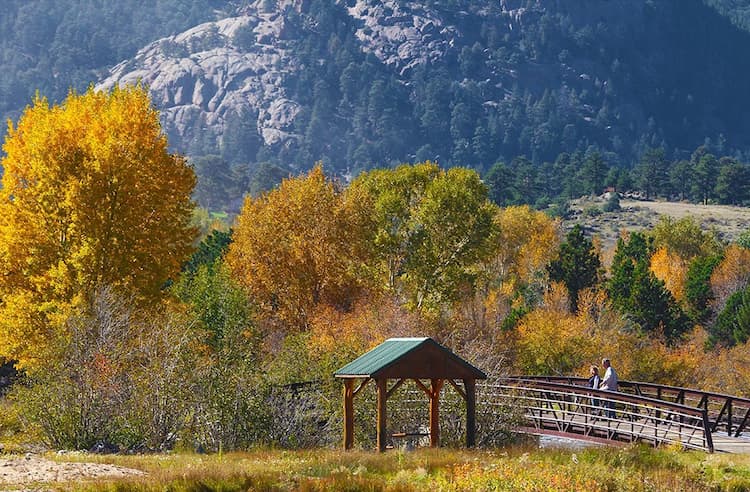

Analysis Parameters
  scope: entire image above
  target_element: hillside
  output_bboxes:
[567,198,750,250]
[4,0,750,210]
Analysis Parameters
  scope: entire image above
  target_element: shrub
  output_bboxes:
[13,288,202,451]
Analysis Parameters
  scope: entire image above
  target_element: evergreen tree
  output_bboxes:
[710,285,750,348]
[548,224,601,312]
[685,254,724,323]
[608,232,690,342]
[715,157,749,205]
[578,150,608,196]
[636,148,669,199]
[691,152,719,204]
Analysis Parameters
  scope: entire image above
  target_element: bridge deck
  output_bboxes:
[489,378,750,453]
[712,435,750,453]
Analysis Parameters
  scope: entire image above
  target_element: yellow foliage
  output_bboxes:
[711,244,750,311]
[483,205,560,294]
[515,306,591,375]
[649,247,688,302]
[571,287,701,385]
[696,341,750,397]
[0,85,196,368]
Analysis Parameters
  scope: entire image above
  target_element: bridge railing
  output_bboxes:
[507,376,750,438]
[488,379,714,452]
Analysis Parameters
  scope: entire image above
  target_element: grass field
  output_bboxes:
[567,197,750,250]
[5,444,750,491]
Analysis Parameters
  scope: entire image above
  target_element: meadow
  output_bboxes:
[7,444,750,491]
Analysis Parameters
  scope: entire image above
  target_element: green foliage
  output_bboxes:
[350,162,497,311]
[737,230,750,250]
[548,224,601,311]
[651,215,722,261]
[710,285,750,348]
[602,192,621,212]
[635,148,670,199]
[608,232,690,341]
[685,254,724,322]
[183,229,233,276]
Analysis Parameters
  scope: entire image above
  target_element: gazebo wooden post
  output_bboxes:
[376,378,388,452]
[464,378,477,448]
[429,379,444,447]
[343,379,354,450]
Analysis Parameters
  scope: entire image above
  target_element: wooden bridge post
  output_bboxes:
[429,379,444,447]
[376,378,388,452]
[343,379,354,450]
[465,378,477,447]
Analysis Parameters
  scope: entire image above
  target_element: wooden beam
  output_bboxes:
[447,378,466,400]
[376,378,388,452]
[343,379,354,450]
[412,378,431,397]
[430,379,444,448]
[387,378,406,399]
[465,378,477,448]
[353,377,371,397]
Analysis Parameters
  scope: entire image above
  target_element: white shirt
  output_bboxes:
[600,366,618,391]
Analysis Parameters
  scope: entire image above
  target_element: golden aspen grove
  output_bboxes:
[0,85,196,369]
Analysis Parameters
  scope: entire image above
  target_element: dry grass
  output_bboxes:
[567,197,750,251]
[2,444,746,491]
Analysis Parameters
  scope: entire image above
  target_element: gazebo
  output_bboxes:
[334,337,487,451]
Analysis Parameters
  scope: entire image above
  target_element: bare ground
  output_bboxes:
[0,454,144,490]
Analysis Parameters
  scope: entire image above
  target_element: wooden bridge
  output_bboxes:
[486,377,750,453]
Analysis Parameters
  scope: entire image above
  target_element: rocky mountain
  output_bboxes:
[6,0,750,210]
[96,1,750,170]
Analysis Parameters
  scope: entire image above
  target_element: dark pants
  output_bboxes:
[604,390,616,418]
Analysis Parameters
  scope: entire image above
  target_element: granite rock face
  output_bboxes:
[95,0,484,154]
[96,0,644,156]
[98,3,303,151]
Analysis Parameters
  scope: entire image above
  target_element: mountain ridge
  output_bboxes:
[4,0,750,210]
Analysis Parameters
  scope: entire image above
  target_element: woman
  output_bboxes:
[588,365,601,415]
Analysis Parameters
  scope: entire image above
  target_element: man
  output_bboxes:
[599,358,618,417]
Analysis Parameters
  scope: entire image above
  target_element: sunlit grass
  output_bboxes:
[12,444,750,491]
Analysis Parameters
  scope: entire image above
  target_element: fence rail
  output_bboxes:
[507,376,750,438]
[487,379,714,452]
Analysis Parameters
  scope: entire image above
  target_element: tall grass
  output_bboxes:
[33,445,750,491]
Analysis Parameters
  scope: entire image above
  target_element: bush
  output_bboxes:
[602,192,621,212]
[12,288,202,451]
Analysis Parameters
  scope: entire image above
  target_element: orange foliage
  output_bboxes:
[228,165,370,332]
[307,294,424,359]
[649,247,688,302]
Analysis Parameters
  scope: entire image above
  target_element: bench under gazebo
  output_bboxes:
[334,337,487,451]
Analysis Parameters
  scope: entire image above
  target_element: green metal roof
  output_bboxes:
[334,337,486,379]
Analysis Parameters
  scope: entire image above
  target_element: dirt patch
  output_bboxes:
[0,454,144,488]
